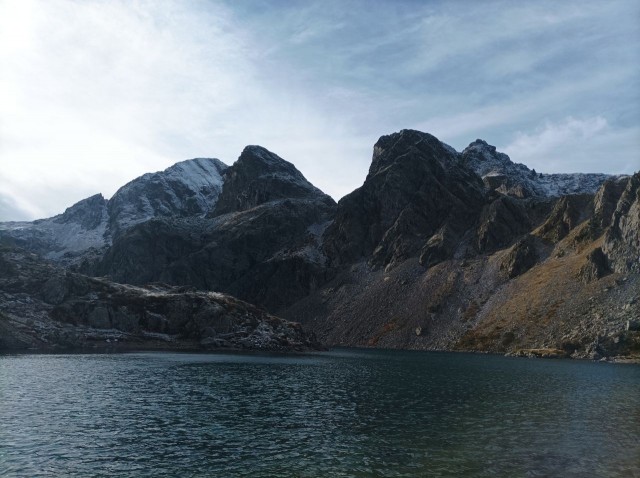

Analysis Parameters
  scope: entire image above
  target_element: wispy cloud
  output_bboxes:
[0,0,254,217]
[503,117,639,174]
[0,0,638,220]
[0,192,35,222]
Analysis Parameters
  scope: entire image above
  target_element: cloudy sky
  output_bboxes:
[1,0,638,221]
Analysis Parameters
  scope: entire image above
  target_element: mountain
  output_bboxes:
[211,145,331,215]
[1,130,638,359]
[0,246,321,352]
[323,130,485,269]
[0,193,109,262]
[461,139,614,198]
[94,146,336,311]
[108,157,227,236]
[0,157,227,265]
[281,132,639,360]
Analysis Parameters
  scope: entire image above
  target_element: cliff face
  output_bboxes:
[283,172,640,360]
[1,130,637,359]
[323,130,485,269]
[602,174,640,274]
[0,247,321,352]
[95,146,336,312]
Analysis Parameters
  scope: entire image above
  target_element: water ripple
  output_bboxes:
[0,350,639,477]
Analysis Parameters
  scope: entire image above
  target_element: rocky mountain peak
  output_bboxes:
[462,139,515,174]
[470,139,491,147]
[234,145,309,181]
[369,129,457,178]
[324,129,485,268]
[462,139,613,198]
[0,192,110,263]
[54,193,107,230]
[108,157,227,236]
[211,146,334,216]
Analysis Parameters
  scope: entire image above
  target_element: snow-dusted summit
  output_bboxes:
[108,157,227,235]
[0,194,109,261]
[0,158,229,263]
[461,139,616,198]
[0,134,624,268]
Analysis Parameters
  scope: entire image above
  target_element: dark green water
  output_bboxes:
[0,349,638,477]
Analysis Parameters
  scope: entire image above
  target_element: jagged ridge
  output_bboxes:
[1,130,637,360]
[461,139,617,198]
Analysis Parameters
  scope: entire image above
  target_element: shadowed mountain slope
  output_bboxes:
[2,130,637,360]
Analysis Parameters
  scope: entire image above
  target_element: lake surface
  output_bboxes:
[0,349,638,477]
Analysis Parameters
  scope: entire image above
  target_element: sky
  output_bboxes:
[1,0,639,221]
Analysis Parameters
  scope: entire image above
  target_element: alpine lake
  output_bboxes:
[1,348,638,477]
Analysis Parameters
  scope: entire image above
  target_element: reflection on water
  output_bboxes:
[0,349,638,477]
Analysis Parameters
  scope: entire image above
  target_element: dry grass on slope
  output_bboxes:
[457,234,638,357]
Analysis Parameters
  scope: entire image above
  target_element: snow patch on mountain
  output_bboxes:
[0,158,229,261]
[461,139,618,198]
[0,194,110,262]
[108,157,228,234]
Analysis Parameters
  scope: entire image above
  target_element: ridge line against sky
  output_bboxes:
[0,0,638,221]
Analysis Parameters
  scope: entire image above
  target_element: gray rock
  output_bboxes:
[579,247,610,283]
[87,307,111,329]
[323,129,485,269]
[0,247,322,352]
[501,235,539,278]
[211,146,333,216]
[41,276,69,305]
[144,311,168,333]
[627,320,640,332]
[462,138,613,198]
[603,173,640,273]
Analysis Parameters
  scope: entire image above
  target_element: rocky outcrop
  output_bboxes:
[578,247,610,283]
[0,247,321,352]
[592,177,630,229]
[323,129,485,269]
[211,146,334,216]
[500,235,540,278]
[603,173,640,274]
[462,139,615,198]
[476,195,536,253]
[534,194,594,243]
